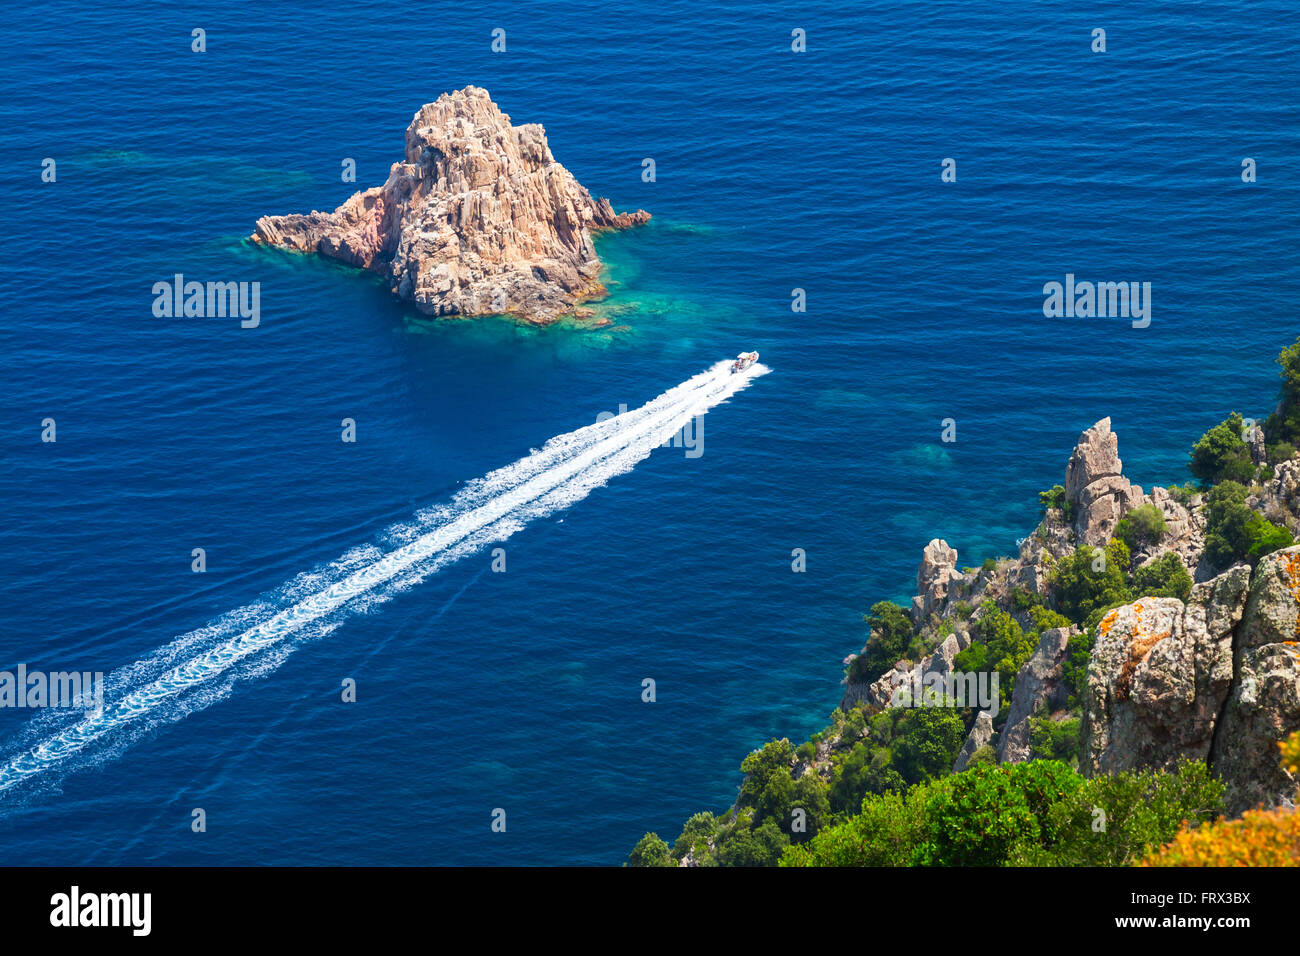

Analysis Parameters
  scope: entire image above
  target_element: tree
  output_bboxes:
[627,832,674,867]
[1203,480,1294,568]
[790,773,831,841]
[716,817,789,867]
[891,707,966,786]
[1266,336,1300,449]
[1189,412,1255,486]
[671,812,718,863]
[1050,540,1133,625]
[1038,483,1069,517]
[736,738,806,830]
[849,601,913,682]
[1131,552,1192,600]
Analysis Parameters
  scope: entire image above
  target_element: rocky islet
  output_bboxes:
[252,86,650,325]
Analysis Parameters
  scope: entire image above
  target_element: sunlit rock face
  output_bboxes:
[252,86,649,324]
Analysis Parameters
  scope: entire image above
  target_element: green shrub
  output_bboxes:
[1011,586,1043,611]
[1267,441,1297,465]
[628,832,674,867]
[1028,605,1072,634]
[848,601,913,682]
[1029,714,1082,764]
[1050,540,1133,625]
[1167,482,1200,508]
[1061,627,1096,709]
[1012,760,1224,866]
[1265,336,1300,447]
[1131,552,1193,600]
[1113,504,1166,552]
[1039,484,1074,521]
[915,761,1084,866]
[1189,412,1255,486]
[1203,480,1294,568]
[781,760,1223,868]
[954,602,1035,708]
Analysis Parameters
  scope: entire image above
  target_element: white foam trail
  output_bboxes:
[0,360,767,798]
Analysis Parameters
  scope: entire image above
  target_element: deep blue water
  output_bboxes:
[0,1,1296,864]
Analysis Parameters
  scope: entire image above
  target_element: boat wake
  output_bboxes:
[0,359,768,803]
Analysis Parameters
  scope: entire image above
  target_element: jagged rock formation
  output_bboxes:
[1084,567,1249,775]
[841,629,970,713]
[1065,418,1144,546]
[1249,421,1268,466]
[251,86,650,324]
[1211,549,1300,813]
[1082,549,1300,814]
[997,626,1074,763]
[836,415,1300,811]
[645,400,1300,865]
[954,710,995,771]
[912,539,963,624]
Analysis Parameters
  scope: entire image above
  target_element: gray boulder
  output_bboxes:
[998,626,1074,763]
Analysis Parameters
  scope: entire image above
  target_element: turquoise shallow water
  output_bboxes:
[0,1,1297,864]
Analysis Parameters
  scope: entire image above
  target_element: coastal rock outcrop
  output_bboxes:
[1143,485,1202,573]
[1065,418,1143,546]
[1211,548,1300,814]
[251,86,650,324]
[997,625,1074,764]
[912,539,963,624]
[1084,566,1249,775]
[842,629,970,713]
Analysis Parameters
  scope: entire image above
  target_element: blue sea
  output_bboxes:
[0,1,1296,865]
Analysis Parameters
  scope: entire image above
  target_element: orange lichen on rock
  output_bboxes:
[1115,603,1172,702]
[1283,553,1300,637]
[1099,609,1119,638]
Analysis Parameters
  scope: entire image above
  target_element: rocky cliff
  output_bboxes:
[251,86,650,324]
[635,344,1300,866]
[836,419,1300,815]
